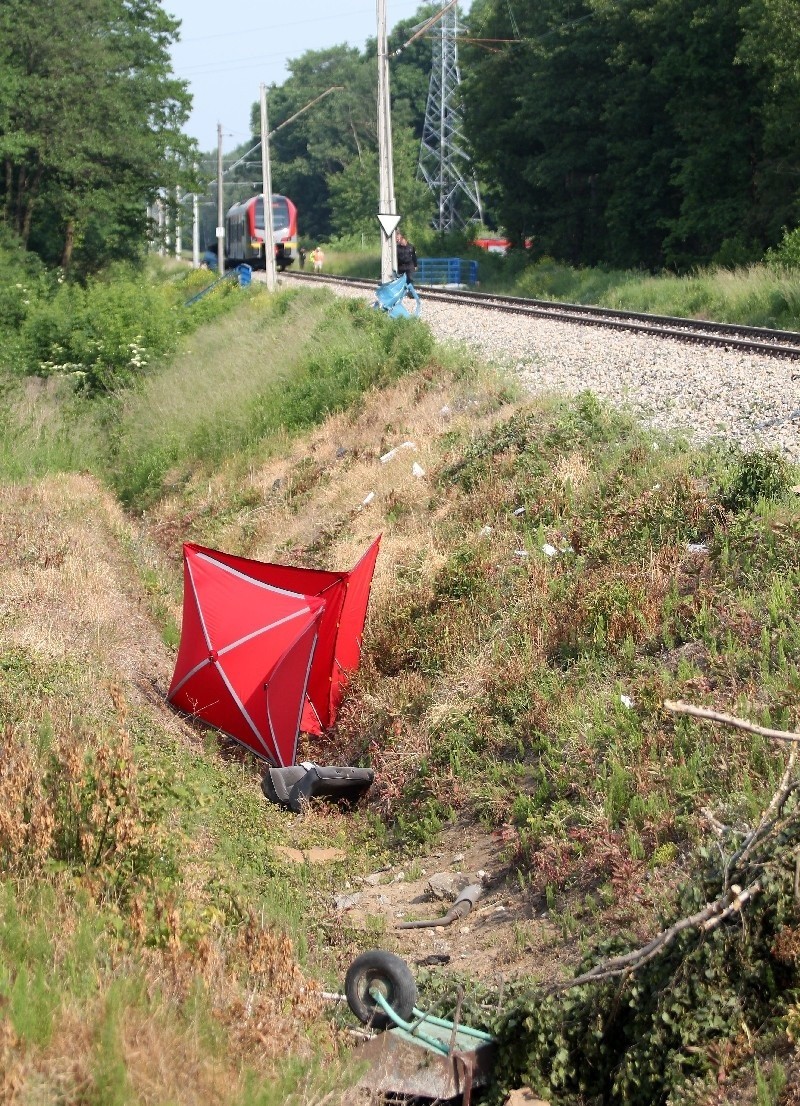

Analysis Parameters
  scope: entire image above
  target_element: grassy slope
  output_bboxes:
[2,284,800,1103]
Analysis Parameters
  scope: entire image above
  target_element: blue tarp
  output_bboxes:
[372,274,421,318]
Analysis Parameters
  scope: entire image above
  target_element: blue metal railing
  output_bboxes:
[416,258,478,286]
[183,264,252,306]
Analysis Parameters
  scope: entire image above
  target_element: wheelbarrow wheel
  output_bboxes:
[345,949,417,1029]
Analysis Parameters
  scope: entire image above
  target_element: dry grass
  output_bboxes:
[0,470,341,1102]
[0,474,178,714]
[149,364,515,599]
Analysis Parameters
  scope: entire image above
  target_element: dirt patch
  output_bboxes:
[275,845,347,864]
[335,820,573,988]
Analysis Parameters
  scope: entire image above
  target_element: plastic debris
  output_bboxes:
[513,506,526,516]
[541,543,557,556]
[514,549,530,558]
[620,694,633,708]
[687,542,708,553]
[380,441,417,463]
[479,525,493,537]
[362,491,375,506]
[411,462,426,478]
[397,884,484,930]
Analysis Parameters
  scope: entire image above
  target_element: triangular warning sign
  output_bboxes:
[377,213,401,237]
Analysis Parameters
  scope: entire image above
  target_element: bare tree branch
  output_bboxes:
[549,880,762,992]
[546,701,800,994]
[663,700,800,744]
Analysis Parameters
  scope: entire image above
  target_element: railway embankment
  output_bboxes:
[2,274,800,1104]
[285,271,800,460]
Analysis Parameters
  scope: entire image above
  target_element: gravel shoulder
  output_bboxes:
[283,274,800,461]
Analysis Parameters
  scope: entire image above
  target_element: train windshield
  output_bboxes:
[255,197,290,232]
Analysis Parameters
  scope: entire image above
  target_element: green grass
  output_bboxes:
[0,284,435,511]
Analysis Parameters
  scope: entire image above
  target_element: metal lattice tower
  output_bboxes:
[417,1,483,232]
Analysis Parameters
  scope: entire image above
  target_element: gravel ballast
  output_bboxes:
[285,275,800,461]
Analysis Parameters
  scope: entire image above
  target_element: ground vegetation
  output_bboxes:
[1,271,800,1103]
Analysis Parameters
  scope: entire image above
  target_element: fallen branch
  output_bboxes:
[548,701,800,994]
[663,700,800,744]
[549,880,762,992]
[727,745,798,884]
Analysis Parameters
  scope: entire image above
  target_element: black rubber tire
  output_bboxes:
[345,949,417,1028]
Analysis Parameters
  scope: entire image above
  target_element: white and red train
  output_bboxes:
[225,193,298,271]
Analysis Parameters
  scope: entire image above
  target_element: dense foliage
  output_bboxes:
[462,0,800,269]
[0,237,252,392]
[194,11,439,248]
[0,0,194,274]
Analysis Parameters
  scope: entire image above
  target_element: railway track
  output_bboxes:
[284,271,800,361]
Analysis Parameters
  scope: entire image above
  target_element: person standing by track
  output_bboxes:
[312,246,325,272]
[395,233,417,284]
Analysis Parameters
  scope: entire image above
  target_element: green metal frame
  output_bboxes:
[370,989,494,1056]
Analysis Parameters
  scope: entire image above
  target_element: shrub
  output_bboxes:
[21,270,179,392]
[0,697,159,889]
[0,229,51,339]
[765,227,800,270]
[720,449,793,513]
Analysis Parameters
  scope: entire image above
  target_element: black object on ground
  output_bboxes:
[345,949,418,1029]
[261,761,374,813]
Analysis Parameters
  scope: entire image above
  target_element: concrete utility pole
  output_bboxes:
[260,83,277,291]
[175,186,182,259]
[217,122,225,275]
[376,0,398,283]
[192,180,200,268]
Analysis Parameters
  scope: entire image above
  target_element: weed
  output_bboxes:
[720,449,793,513]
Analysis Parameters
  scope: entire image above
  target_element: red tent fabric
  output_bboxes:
[167,545,325,766]
[167,538,381,757]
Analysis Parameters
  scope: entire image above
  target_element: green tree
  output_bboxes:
[462,0,800,269]
[737,0,800,246]
[248,5,437,242]
[0,0,194,272]
[328,123,434,239]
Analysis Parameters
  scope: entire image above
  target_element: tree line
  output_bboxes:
[2,0,798,275]
[0,0,193,274]
[461,0,800,269]
[209,0,800,270]
[205,11,441,249]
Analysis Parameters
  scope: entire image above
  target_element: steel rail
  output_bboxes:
[283,271,800,360]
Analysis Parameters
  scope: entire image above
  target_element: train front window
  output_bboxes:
[272,200,289,232]
[254,197,289,233]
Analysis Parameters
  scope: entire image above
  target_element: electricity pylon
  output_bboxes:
[417,0,483,232]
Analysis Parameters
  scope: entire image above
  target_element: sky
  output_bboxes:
[164,0,430,155]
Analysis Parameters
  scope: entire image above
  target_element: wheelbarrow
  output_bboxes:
[345,949,496,1104]
[372,274,422,319]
